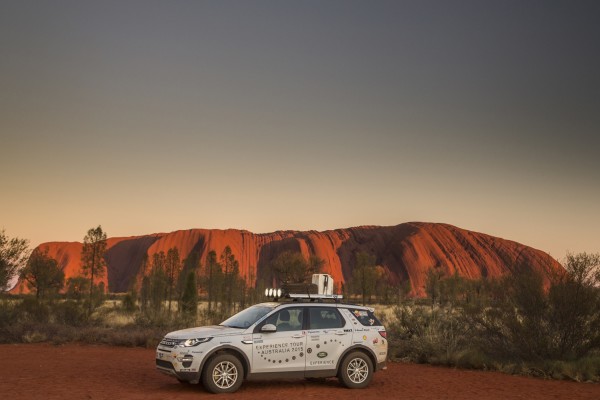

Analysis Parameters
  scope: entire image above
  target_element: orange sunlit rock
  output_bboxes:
[11,223,562,296]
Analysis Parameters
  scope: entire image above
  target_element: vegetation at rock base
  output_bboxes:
[80,226,107,315]
[1,235,599,383]
[385,252,600,382]
[271,251,324,285]
[0,229,29,291]
[20,247,64,301]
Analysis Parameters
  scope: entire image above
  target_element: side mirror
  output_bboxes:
[261,324,277,333]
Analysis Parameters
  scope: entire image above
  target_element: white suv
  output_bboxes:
[156,295,388,393]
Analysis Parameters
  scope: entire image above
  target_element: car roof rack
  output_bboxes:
[287,293,344,303]
[265,274,345,303]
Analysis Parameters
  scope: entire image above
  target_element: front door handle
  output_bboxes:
[335,332,346,335]
[292,334,304,339]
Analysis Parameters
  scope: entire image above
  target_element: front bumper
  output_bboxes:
[156,346,203,383]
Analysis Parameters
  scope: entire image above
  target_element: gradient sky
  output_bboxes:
[1,0,599,260]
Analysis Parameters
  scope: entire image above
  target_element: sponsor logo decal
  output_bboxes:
[309,360,334,366]
[317,352,327,358]
[362,335,367,341]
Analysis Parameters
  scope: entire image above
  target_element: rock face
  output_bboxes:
[11,223,563,296]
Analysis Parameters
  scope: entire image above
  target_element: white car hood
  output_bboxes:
[166,325,246,340]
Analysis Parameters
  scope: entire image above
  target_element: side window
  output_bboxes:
[347,308,382,326]
[263,307,304,332]
[308,307,345,330]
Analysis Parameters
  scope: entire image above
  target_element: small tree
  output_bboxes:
[205,250,223,313]
[351,252,379,305]
[140,275,150,312]
[272,251,324,285]
[0,229,29,291]
[220,246,240,314]
[149,251,167,313]
[439,271,466,308]
[165,247,182,312]
[307,255,325,278]
[548,252,600,358]
[425,265,445,309]
[66,276,89,302]
[135,254,150,296]
[81,226,107,314]
[180,271,198,318]
[20,247,64,301]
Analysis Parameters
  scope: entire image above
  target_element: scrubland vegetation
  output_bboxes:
[1,228,599,382]
[386,252,600,382]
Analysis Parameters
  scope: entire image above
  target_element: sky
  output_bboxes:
[1,0,599,260]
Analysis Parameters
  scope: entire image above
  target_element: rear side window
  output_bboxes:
[308,307,345,329]
[347,308,382,327]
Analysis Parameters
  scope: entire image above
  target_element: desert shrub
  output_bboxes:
[467,260,600,362]
[22,330,48,343]
[0,300,22,342]
[121,291,137,313]
[53,300,88,326]
[388,305,472,365]
[198,307,229,326]
[17,297,51,323]
[0,300,20,326]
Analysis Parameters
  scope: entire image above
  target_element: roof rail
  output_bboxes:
[287,293,344,303]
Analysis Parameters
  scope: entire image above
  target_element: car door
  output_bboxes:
[251,306,307,374]
[305,306,352,372]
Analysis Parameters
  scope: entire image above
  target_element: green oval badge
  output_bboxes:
[317,352,327,358]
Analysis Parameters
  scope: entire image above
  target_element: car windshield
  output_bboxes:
[220,305,275,329]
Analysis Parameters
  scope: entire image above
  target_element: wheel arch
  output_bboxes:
[336,345,377,375]
[199,345,251,379]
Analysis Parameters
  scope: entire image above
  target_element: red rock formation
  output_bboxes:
[11,223,563,296]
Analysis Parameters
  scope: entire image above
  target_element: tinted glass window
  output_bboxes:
[308,307,345,329]
[263,307,304,332]
[221,305,275,329]
[347,308,382,326]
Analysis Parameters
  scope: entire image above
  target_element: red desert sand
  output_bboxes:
[1,344,598,400]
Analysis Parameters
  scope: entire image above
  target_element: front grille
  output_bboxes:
[159,338,183,348]
[156,359,174,370]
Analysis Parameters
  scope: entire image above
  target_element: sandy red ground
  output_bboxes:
[1,344,598,399]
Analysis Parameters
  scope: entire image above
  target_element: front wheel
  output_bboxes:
[202,354,244,393]
[338,351,373,389]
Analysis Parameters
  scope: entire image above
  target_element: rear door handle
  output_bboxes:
[292,334,304,339]
[335,332,346,335]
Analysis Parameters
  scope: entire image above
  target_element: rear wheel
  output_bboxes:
[202,354,244,393]
[338,351,373,389]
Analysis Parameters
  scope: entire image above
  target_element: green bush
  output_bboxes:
[121,292,137,313]
[53,300,88,326]
[388,305,472,366]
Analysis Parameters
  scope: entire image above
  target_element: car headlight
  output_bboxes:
[182,337,213,347]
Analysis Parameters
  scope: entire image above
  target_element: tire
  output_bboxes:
[201,354,244,394]
[338,351,373,389]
